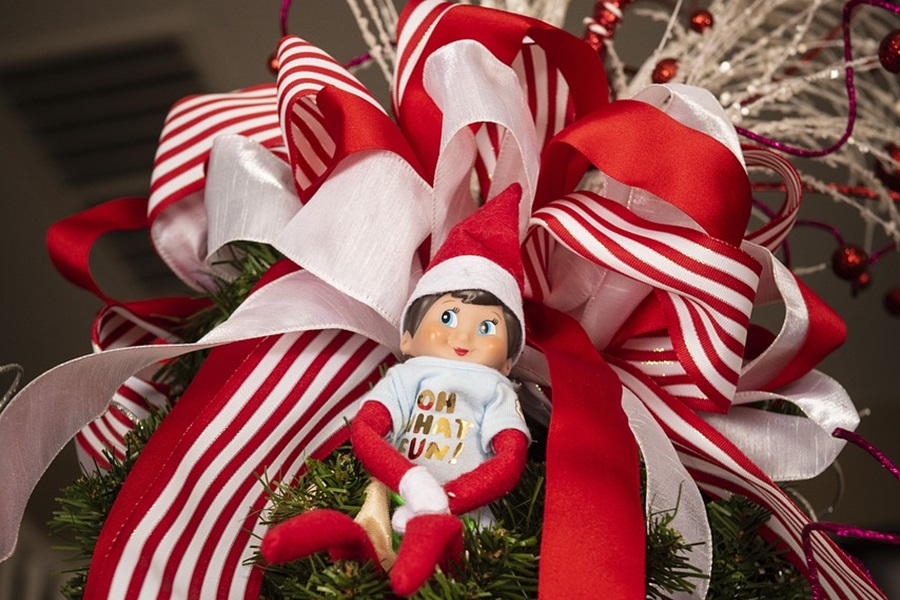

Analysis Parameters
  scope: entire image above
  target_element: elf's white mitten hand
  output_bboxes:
[393,466,449,533]
[391,505,416,534]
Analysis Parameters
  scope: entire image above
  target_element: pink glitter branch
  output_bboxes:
[802,427,900,599]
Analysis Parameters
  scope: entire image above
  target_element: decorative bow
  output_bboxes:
[0,1,883,599]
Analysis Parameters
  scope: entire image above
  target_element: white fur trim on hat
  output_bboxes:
[402,255,525,360]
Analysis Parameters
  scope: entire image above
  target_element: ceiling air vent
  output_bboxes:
[0,39,206,297]
[0,38,203,188]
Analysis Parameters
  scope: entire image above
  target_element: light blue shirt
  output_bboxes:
[363,355,530,485]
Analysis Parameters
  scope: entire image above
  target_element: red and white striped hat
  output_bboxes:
[403,182,525,359]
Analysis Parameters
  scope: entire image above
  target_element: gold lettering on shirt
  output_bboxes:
[435,392,456,413]
[449,442,465,465]
[433,417,452,438]
[454,419,474,440]
[398,388,474,465]
[424,442,449,460]
[416,390,435,410]
[407,438,425,459]
[412,413,433,435]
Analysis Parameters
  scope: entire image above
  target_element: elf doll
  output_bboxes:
[261,183,531,595]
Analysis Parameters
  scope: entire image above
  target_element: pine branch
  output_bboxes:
[646,507,705,599]
[154,242,282,396]
[49,407,168,600]
[706,495,812,599]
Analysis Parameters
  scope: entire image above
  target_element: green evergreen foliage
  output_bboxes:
[255,447,707,599]
[49,407,168,600]
[155,242,283,395]
[705,495,812,599]
[646,508,706,599]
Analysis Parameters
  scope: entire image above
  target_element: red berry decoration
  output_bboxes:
[851,271,872,297]
[652,58,679,84]
[886,287,900,316]
[583,0,633,55]
[878,29,900,74]
[268,51,280,75]
[584,29,604,53]
[831,244,869,280]
[875,143,900,191]
[689,9,714,33]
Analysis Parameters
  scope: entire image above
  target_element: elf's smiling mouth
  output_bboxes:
[453,347,469,357]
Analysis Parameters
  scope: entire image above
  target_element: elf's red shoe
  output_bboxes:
[260,508,382,566]
[390,514,464,596]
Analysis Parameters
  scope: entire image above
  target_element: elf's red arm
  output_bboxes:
[443,429,528,515]
[349,400,414,491]
[351,402,527,515]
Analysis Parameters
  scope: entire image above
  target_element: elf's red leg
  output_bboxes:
[260,509,382,566]
[390,514,464,596]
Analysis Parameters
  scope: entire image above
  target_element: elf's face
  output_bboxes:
[400,293,513,375]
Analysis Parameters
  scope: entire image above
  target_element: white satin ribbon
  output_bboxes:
[738,241,810,392]
[620,385,712,600]
[205,135,302,279]
[151,192,214,291]
[424,40,540,248]
[273,148,431,327]
[706,369,858,482]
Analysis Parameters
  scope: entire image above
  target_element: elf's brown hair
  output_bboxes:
[402,289,521,360]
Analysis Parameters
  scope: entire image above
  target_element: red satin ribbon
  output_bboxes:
[537,100,752,247]
[526,301,644,599]
[46,195,208,327]
[47,196,149,304]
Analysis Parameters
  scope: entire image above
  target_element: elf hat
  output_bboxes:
[403,182,526,360]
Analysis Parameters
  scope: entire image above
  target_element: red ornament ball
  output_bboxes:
[831,244,869,280]
[268,51,280,75]
[886,287,900,316]
[875,142,900,191]
[878,29,900,74]
[584,30,605,53]
[689,9,714,33]
[652,58,679,84]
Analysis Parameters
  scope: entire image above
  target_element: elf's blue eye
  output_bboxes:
[440,309,458,328]
[478,320,497,336]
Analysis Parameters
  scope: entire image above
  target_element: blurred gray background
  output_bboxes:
[0,1,897,598]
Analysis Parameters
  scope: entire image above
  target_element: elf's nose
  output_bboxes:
[449,328,471,346]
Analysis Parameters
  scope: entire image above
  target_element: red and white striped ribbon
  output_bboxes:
[613,360,884,599]
[85,330,391,599]
[87,37,402,598]
[392,0,457,113]
[75,307,175,472]
[473,43,573,194]
[743,145,803,253]
[511,42,573,153]
[531,191,761,411]
[276,36,385,199]
[75,378,170,472]
[613,333,704,400]
[149,85,283,221]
